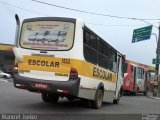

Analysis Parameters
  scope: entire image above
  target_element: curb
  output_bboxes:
[147,95,160,100]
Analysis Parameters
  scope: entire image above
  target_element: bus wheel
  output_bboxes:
[91,89,103,109]
[41,93,59,103]
[113,92,120,104]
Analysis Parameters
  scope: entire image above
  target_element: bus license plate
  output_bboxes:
[35,83,48,89]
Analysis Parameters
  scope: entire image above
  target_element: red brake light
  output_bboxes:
[20,83,26,88]
[69,68,78,80]
[63,90,69,94]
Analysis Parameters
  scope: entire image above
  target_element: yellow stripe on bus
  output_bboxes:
[18,56,117,83]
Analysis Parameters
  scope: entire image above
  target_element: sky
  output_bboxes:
[0,0,160,66]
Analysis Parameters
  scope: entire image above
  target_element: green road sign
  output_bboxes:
[132,25,152,43]
[152,58,160,64]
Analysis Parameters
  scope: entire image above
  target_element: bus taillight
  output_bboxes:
[14,63,18,73]
[69,68,78,80]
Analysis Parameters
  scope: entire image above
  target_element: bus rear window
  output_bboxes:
[20,21,75,50]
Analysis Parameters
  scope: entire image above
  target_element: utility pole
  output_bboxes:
[153,25,160,97]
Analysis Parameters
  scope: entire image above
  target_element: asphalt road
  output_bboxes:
[0,78,160,120]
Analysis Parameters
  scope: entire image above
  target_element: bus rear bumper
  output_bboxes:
[13,74,80,97]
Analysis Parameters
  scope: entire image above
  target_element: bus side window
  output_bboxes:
[131,65,134,78]
[90,34,97,50]
[121,57,125,77]
[124,63,128,73]
[83,30,98,64]
[98,39,117,72]
[84,31,97,50]
[84,32,90,45]
[98,40,109,69]
[138,67,143,79]
[131,65,133,72]
[110,49,117,72]
[134,67,136,80]
[98,40,110,71]
[142,69,145,79]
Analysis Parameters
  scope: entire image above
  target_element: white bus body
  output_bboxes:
[13,17,124,108]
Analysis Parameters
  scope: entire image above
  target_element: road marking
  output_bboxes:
[0,80,10,83]
[0,78,13,83]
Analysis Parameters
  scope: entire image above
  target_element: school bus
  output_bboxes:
[13,15,125,109]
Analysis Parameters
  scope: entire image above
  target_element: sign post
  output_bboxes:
[132,25,152,43]
[153,26,160,97]
[132,25,160,97]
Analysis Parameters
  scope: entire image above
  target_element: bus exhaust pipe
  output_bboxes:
[15,14,20,25]
[15,14,20,47]
[14,14,23,62]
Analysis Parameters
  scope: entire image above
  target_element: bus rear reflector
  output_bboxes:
[20,83,26,88]
[15,83,26,88]
[57,89,69,94]
[69,68,78,80]
[63,90,69,94]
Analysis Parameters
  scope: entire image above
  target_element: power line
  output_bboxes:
[87,23,149,27]
[138,19,157,28]
[31,0,159,28]
[32,0,160,21]
[0,1,48,16]
[0,1,149,27]
[0,0,158,28]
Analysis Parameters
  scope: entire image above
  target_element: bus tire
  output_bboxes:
[91,89,103,109]
[41,93,59,103]
[113,92,120,104]
[41,93,49,102]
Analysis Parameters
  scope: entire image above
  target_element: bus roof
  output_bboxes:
[126,59,155,71]
[23,17,77,23]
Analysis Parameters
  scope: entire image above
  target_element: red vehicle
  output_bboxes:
[123,60,149,95]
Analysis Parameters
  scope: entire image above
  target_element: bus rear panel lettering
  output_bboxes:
[28,59,59,68]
